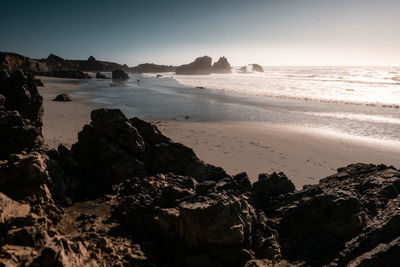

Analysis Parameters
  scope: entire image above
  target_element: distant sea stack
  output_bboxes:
[212,56,232,74]
[130,63,176,73]
[175,56,212,75]
[112,69,129,81]
[240,63,264,73]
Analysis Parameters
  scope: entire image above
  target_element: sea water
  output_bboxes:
[78,66,400,147]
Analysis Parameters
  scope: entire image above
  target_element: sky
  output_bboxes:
[1,0,400,66]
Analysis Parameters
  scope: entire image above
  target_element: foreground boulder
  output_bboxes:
[111,173,280,266]
[112,69,129,81]
[212,56,232,74]
[70,109,227,196]
[176,56,212,75]
[259,163,400,266]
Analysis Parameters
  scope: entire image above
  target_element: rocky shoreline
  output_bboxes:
[1,70,399,266]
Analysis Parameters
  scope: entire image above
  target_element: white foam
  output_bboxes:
[174,66,400,108]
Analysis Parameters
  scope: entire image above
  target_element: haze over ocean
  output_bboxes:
[1,0,400,66]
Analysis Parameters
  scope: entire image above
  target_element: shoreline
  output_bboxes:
[39,77,400,188]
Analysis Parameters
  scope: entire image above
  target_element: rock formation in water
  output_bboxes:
[1,69,400,266]
[112,69,129,81]
[96,72,108,79]
[240,64,264,73]
[130,63,176,73]
[175,56,212,75]
[212,56,232,74]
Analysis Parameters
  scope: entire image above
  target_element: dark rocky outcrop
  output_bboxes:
[212,56,232,74]
[1,69,400,266]
[176,56,212,75]
[47,70,91,79]
[53,94,72,102]
[112,69,129,81]
[0,70,43,158]
[0,52,48,73]
[240,64,264,73]
[95,72,108,79]
[0,52,130,74]
[44,54,74,71]
[130,63,176,73]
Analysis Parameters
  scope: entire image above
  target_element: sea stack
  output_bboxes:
[112,69,129,81]
[240,64,264,73]
[175,56,212,75]
[212,56,232,74]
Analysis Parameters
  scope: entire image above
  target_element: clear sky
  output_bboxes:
[1,0,399,66]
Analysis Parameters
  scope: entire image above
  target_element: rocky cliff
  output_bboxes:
[0,52,129,75]
[0,70,399,266]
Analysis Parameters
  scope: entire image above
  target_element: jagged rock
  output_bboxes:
[0,70,43,158]
[87,56,96,62]
[53,94,72,102]
[129,117,227,181]
[112,68,129,81]
[44,54,74,71]
[70,109,145,195]
[267,163,400,265]
[95,72,107,79]
[176,56,212,75]
[252,172,295,201]
[112,173,280,266]
[0,193,30,232]
[0,152,53,201]
[212,56,231,74]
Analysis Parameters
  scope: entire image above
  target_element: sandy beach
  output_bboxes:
[39,78,400,188]
[39,77,98,148]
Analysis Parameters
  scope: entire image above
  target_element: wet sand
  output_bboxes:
[39,77,400,188]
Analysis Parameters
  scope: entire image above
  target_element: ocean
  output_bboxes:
[77,66,400,148]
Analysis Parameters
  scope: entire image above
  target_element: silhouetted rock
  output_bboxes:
[212,56,232,74]
[240,64,264,73]
[50,70,91,79]
[176,56,212,75]
[0,70,43,158]
[112,69,129,81]
[95,72,108,79]
[53,94,72,102]
[130,63,176,73]
[87,55,96,62]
